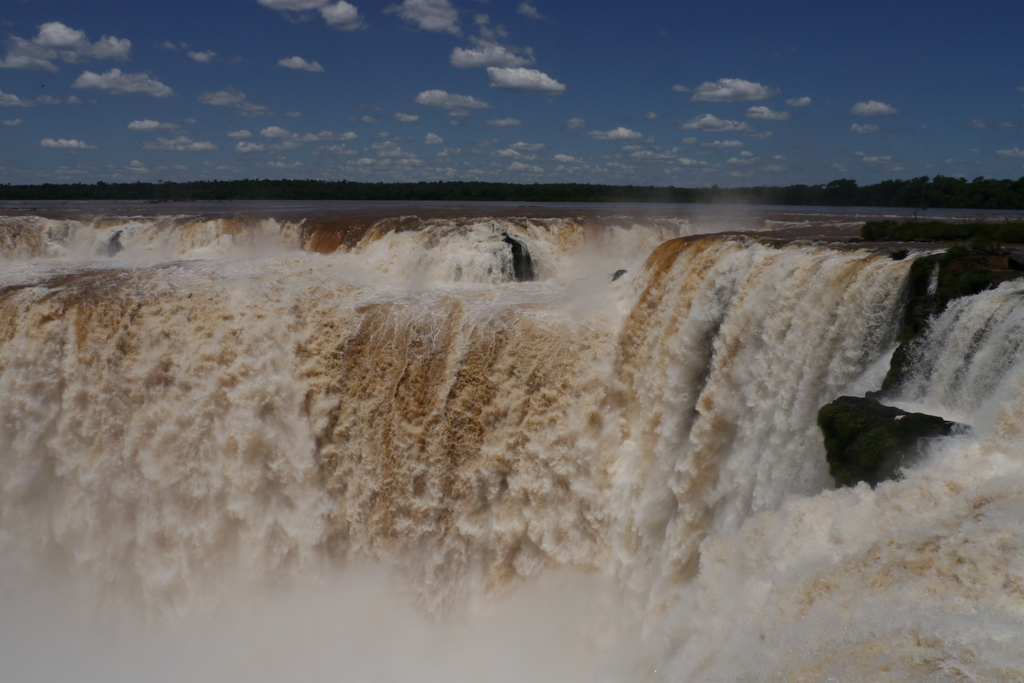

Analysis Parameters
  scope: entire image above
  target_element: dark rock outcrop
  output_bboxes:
[101,230,123,257]
[817,396,965,488]
[500,232,535,282]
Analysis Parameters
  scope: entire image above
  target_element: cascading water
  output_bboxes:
[1,204,1023,681]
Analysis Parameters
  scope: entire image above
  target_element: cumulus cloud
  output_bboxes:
[786,96,812,107]
[851,123,879,134]
[553,154,581,163]
[0,90,33,107]
[701,140,744,149]
[689,78,778,102]
[385,0,460,35]
[509,160,543,173]
[487,117,523,127]
[198,88,271,116]
[586,127,643,141]
[746,106,789,121]
[487,67,565,94]
[258,0,366,29]
[0,21,131,71]
[72,69,173,97]
[128,119,180,132]
[142,136,217,151]
[228,130,252,140]
[2,118,23,126]
[996,147,1024,158]
[565,118,586,129]
[259,126,358,144]
[235,141,265,153]
[395,113,420,122]
[188,50,216,63]
[321,2,366,29]
[425,133,444,144]
[40,138,96,149]
[679,114,752,132]
[450,43,533,68]
[850,100,897,116]
[278,56,325,72]
[517,2,544,19]
[415,89,491,109]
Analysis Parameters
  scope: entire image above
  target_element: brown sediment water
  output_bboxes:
[1,202,1024,681]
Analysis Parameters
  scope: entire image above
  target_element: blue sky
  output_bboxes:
[2,0,1023,187]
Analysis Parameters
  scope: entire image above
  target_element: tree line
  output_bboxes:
[4,175,1024,209]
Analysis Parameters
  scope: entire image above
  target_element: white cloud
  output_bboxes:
[450,43,533,68]
[0,90,32,107]
[315,144,356,155]
[644,111,660,119]
[746,106,789,121]
[142,136,217,151]
[786,96,811,107]
[235,140,264,153]
[679,114,752,132]
[198,88,271,116]
[996,147,1024,158]
[850,100,897,116]
[487,67,565,94]
[0,21,131,71]
[487,118,523,127]
[2,118,23,126]
[395,113,420,122]
[415,89,491,109]
[72,69,173,97]
[553,154,581,163]
[228,129,253,139]
[188,50,216,63]
[321,2,366,29]
[425,133,444,144]
[517,2,544,19]
[586,127,643,141]
[278,56,325,72]
[858,153,894,165]
[510,141,545,152]
[40,138,95,149]
[199,89,246,106]
[385,0,460,35]
[128,119,180,132]
[630,149,677,160]
[851,123,880,134]
[701,140,744,149]
[690,78,778,102]
[259,126,358,144]
[566,118,586,129]
[671,85,691,92]
[509,160,543,173]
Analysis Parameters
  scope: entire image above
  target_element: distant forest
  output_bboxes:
[4,175,1024,210]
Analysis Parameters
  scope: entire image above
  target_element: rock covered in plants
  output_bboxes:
[817,396,965,488]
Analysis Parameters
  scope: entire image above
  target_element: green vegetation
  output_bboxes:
[3,174,1024,208]
[818,396,961,488]
[862,219,1024,243]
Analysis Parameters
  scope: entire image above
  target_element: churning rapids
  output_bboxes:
[2,201,1024,681]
